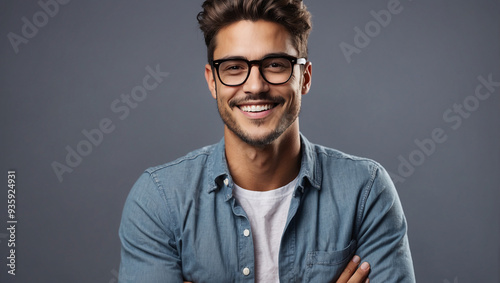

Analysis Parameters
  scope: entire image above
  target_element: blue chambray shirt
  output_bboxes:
[118,135,416,282]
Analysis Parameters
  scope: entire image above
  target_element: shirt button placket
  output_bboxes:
[241,228,252,278]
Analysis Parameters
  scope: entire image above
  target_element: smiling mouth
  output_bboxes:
[238,104,277,113]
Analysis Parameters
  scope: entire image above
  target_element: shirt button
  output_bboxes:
[242,267,250,276]
[243,229,250,237]
[224,178,229,186]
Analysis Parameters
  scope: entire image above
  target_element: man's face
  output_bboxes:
[205,20,312,147]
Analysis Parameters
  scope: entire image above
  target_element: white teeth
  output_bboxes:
[240,104,274,112]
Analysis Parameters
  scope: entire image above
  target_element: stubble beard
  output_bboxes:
[216,93,300,147]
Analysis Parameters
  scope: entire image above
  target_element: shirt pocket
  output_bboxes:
[304,239,357,282]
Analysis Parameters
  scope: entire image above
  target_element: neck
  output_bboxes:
[224,123,301,191]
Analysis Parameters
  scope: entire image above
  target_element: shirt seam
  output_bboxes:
[355,163,380,235]
[146,170,181,248]
[146,152,212,175]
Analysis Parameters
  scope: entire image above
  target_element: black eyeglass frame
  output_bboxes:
[211,55,307,86]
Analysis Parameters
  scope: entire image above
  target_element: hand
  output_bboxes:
[335,255,370,283]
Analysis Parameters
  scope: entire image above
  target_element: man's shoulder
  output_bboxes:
[306,140,383,172]
[129,142,222,198]
[305,140,395,199]
[302,138,390,188]
[145,143,219,175]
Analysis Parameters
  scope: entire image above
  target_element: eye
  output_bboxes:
[263,58,290,72]
[220,61,248,74]
[266,61,286,68]
[225,64,244,71]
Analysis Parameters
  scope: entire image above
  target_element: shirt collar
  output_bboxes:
[296,134,322,193]
[207,137,230,194]
[206,134,322,194]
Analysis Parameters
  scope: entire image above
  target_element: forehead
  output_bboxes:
[213,20,297,60]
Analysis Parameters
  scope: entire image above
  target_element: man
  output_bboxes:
[119,0,416,282]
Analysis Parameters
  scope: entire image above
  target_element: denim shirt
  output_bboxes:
[119,135,416,282]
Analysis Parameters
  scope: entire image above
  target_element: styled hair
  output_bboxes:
[197,0,312,62]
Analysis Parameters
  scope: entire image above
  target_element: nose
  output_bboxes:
[242,65,270,94]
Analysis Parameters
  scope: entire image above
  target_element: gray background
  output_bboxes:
[1,0,499,282]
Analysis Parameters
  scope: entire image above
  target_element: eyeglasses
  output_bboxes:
[212,55,307,86]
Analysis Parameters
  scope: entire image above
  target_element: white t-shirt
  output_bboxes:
[233,177,298,283]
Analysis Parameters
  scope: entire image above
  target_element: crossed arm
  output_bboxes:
[183,256,370,283]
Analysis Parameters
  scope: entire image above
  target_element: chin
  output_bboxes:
[235,123,297,147]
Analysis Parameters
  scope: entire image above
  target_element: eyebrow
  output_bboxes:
[216,52,297,61]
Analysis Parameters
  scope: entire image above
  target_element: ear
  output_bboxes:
[301,61,312,95]
[205,64,217,99]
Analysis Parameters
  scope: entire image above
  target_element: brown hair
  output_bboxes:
[197,0,312,62]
